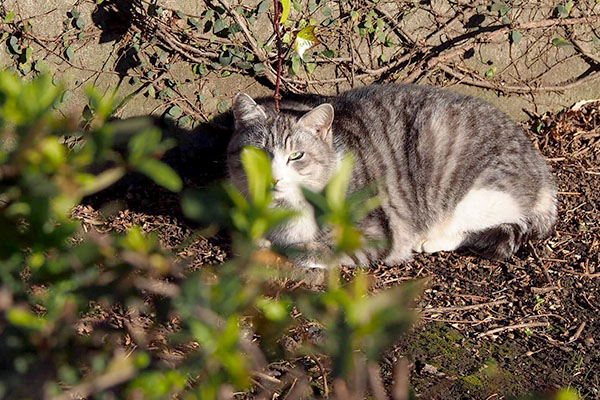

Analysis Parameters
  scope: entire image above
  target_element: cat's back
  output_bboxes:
[331,83,508,135]
[328,84,555,235]
[330,83,539,166]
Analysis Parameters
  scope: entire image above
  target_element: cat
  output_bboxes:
[226,84,557,269]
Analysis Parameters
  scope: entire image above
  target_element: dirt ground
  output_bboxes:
[75,99,600,399]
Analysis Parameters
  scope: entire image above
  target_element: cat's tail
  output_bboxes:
[460,185,557,260]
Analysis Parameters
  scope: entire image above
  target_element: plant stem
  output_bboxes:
[273,0,282,112]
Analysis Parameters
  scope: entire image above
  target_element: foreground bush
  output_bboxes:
[0,71,583,400]
[0,70,420,399]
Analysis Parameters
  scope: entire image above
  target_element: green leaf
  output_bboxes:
[8,35,21,54]
[511,30,522,44]
[257,0,270,14]
[322,49,335,58]
[79,167,126,196]
[280,0,291,24]
[557,4,567,16]
[305,62,317,75]
[24,47,33,63]
[485,67,496,78]
[219,50,233,66]
[565,0,574,13]
[4,11,15,23]
[326,153,354,213]
[290,54,301,76]
[241,146,272,208]
[82,104,93,120]
[554,388,583,400]
[34,60,49,73]
[253,63,265,75]
[294,25,320,59]
[60,90,72,105]
[557,1,573,17]
[256,297,291,321]
[74,17,85,30]
[213,18,227,34]
[499,5,510,16]
[19,62,31,74]
[128,128,164,163]
[217,101,229,113]
[192,63,207,76]
[7,308,47,331]
[178,115,192,128]
[552,37,571,47]
[137,159,182,192]
[65,45,74,61]
[168,105,182,117]
[301,187,329,215]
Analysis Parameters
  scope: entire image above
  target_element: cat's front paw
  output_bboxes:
[383,243,413,265]
[413,238,426,253]
[419,236,462,254]
[256,238,272,249]
[300,261,329,270]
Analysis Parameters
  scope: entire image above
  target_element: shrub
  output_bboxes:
[0,70,580,400]
[0,70,417,399]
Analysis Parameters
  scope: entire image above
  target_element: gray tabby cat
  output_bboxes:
[227,84,557,268]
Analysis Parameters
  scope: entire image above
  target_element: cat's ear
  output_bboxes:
[298,104,334,143]
[232,93,267,127]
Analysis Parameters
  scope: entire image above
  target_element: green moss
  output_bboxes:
[489,340,521,359]
[461,374,483,390]
[411,323,477,375]
[397,324,529,398]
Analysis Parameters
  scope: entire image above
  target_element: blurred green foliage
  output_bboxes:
[0,70,580,400]
[0,70,417,399]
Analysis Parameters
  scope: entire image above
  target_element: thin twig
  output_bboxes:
[313,355,329,398]
[478,322,549,337]
[573,38,600,64]
[392,357,410,400]
[420,298,508,315]
[568,321,586,343]
[214,0,281,88]
[438,63,600,93]
[404,15,600,83]
[367,362,387,400]
[273,0,283,111]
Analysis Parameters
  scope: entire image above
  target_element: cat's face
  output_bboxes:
[227,93,337,209]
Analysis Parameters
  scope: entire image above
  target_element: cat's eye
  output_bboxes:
[288,151,304,161]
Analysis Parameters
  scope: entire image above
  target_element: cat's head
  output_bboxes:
[227,93,337,208]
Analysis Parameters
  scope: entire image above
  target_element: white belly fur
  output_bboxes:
[415,188,524,254]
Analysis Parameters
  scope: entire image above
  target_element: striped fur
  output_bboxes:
[227,84,557,268]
